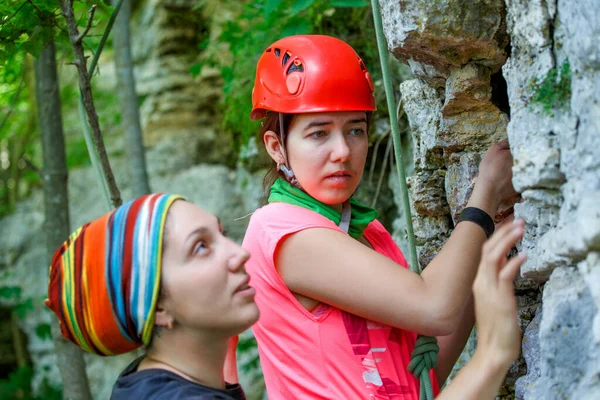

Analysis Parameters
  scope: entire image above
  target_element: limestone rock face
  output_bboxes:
[385,0,600,397]
[515,307,542,399]
[444,152,480,223]
[439,64,509,152]
[379,0,509,87]
[505,0,600,283]
[400,79,444,171]
[523,267,600,399]
[130,0,231,162]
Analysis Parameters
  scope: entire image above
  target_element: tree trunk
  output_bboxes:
[113,0,151,197]
[35,40,93,400]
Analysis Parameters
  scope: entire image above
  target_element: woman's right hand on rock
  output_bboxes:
[472,217,526,369]
[476,138,519,207]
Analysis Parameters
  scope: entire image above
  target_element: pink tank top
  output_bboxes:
[242,203,439,399]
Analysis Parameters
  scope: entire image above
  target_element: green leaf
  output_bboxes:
[14,298,34,318]
[66,137,92,169]
[37,377,63,400]
[281,17,313,36]
[264,0,282,20]
[197,36,210,51]
[330,0,369,7]
[0,286,21,300]
[35,323,52,341]
[290,0,316,16]
[0,366,33,399]
[189,63,203,77]
[238,336,257,351]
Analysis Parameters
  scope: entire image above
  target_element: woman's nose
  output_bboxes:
[330,134,351,162]
[228,241,250,272]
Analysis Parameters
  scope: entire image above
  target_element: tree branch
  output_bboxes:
[75,5,97,43]
[26,0,46,20]
[82,39,98,67]
[20,156,41,175]
[0,1,29,27]
[59,0,122,208]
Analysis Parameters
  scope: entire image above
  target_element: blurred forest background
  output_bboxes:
[0,1,412,399]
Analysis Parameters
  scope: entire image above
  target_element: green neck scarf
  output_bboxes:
[268,178,379,239]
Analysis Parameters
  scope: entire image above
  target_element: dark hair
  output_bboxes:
[260,112,294,201]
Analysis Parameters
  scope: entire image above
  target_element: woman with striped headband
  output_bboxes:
[45,193,259,399]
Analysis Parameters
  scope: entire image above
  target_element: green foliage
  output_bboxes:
[193,0,378,159]
[0,0,119,218]
[237,334,260,373]
[0,284,50,337]
[0,52,32,217]
[0,366,34,399]
[0,286,57,398]
[330,0,369,6]
[0,0,61,64]
[531,59,572,115]
[0,0,115,69]
[66,137,93,168]
[1,1,62,217]
[0,284,34,318]
[13,297,34,318]
[237,333,266,399]
[0,366,62,400]
[35,323,52,340]
[0,285,22,300]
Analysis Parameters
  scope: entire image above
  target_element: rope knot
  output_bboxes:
[408,335,439,400]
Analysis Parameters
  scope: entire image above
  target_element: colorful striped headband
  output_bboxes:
[45,193,185,356]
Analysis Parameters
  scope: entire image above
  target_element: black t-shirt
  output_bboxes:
[110,357,246,400]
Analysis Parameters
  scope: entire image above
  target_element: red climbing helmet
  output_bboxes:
[250,35,376,120]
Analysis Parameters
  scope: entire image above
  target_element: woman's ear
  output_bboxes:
[263,130,285,164]
[154,302,175,330]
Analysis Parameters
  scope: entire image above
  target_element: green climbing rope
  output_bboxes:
[369,1,439,399]
[369,0,418,274]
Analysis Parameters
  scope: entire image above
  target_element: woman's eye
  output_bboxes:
[192,241,209,256]
[310,131,327,139]
[349,128,365,136]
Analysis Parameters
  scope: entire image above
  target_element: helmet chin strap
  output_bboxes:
[278,113,352,235]
[339,200,352,234]
[277,112,302,188]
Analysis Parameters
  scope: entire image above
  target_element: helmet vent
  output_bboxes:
[282,51,291,66]
[359,60,366,71]
[274,48,281,58]
[287,61,304,75]
[266,48,272,53]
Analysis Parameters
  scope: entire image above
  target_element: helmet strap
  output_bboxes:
[339,200,352,234]
[277,112,302,188]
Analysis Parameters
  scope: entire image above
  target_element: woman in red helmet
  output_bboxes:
[242,35,524,399]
